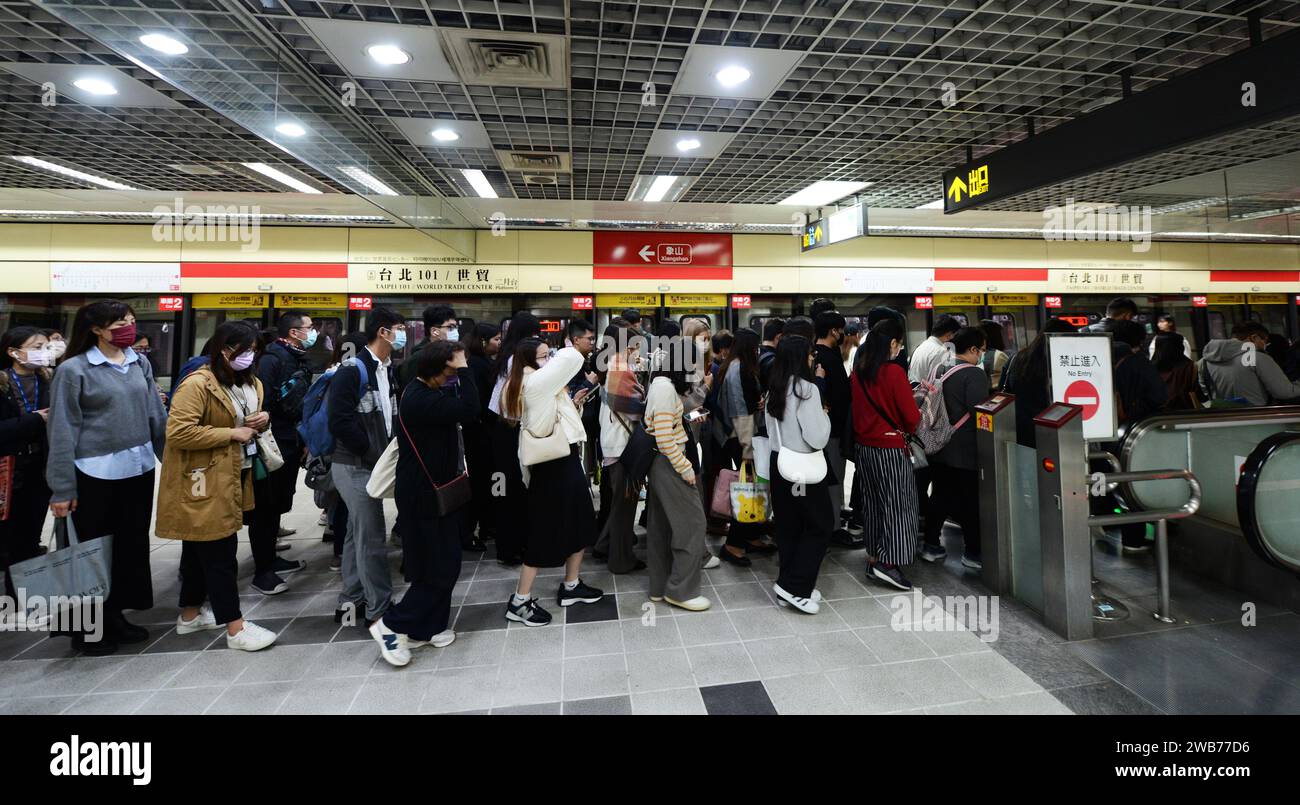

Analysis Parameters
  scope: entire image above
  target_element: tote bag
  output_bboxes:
[729,462,770,523]
[710,467,739,519]
[7,516,111,624]
[520,407,570,467]
[366,437,399,499]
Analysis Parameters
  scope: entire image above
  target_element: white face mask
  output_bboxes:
[45,340,67,359]
[11,347,51,368]
[446,327,460,343]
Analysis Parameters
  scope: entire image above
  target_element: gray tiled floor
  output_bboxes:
[3,478,1294,715]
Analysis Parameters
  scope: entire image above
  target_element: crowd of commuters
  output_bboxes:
[4,295,1300,663]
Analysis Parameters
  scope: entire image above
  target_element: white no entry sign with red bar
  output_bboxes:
[593,232,732,280]
[1047,334,1116,441]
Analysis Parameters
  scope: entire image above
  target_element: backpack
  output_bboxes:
[297,359,369,459]
[913,363,977,455]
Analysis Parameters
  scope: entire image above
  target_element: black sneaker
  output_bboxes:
[72,632,119,656]
[505,597,553,626]
[830,528,865,548]
[253,571,289,596]
[869,563,913,591]
[273,556,305,574]
[107,612,150,645]
[719,548,752,568]
[557,579,604,607]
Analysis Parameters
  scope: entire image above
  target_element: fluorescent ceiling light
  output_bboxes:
[778,180,871,206]
[367,44,411,65]
[715,66,751,87]
[10,156,139,190]
[431,128,460,142]
[461,169,498,199]
[914,199,944,210]
[644,175,678,203]
[72,77,117,96]
[341,166,399,196]
[676,138,702,152]
[139,33,188,55]
[275,122,307,137]
[242,162,323,194]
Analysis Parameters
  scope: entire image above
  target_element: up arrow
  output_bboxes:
[638,245,654,262]
[947,174,967,203]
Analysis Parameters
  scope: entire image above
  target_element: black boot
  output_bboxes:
[107,610,150,644]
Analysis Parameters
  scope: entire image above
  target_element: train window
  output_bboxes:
[991,313,1019,354]
[1208,312,1227,341]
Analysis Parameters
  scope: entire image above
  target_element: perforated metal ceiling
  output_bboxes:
[1,0,1299,216]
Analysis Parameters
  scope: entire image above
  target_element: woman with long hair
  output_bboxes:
[711,327,773,565]
[849,318,921,591]
[1153,331,1202,411]
[486,312,541,566]
[765,335,833,613]
[157,321,277,651]
[0,327,53,602]
[1000,317,1077,447]
[46,300,168,655]
[977,319,1010,391]
[461,322,501,552]
[500,336,602,626]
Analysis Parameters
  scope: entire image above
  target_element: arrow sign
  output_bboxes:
[638,246,654,262]
[947,174,967,203]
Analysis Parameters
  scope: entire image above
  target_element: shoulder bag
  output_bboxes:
[397,411,472,515]
[770,402,827,485]
[520,393,571,467]
[856,372,928,470]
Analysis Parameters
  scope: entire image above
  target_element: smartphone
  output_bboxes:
[686,409,708,423]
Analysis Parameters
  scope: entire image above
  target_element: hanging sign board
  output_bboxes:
[1047,333,1117,442]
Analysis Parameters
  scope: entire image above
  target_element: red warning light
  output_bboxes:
[1042,458,1056,473]
[540,319,563,333]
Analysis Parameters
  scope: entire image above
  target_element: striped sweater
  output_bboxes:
[644,376,694,482]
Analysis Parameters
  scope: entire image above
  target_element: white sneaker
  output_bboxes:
[369,619,411,667]
[318,511,329,526]
[409,629,456,649]
[773,583,820,614]
[775,588,822,607]
[176,604,223,635]
[665,595,712,612]
[702,554,721,570]
[226,620,277,651]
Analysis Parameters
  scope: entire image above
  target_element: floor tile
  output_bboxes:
[763,673,847,715]
[207,681,293,715]
[420,665,498,714]
[626,648,695,693]
[562,653,629,700]
[700,681,777,715]
[563,621,624,658]
[561,596,620,625]
[278,676,366,714]
[631,687,707,715]
[491,660,562,709]
[563,695,632,715]
[686,642,759,687]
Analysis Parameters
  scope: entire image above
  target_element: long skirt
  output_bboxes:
[854,445,918,566]
[524,446,596,568]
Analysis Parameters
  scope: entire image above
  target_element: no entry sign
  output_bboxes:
[1047,334,1116,441]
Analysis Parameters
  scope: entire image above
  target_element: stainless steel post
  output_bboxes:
[1154,518,1174,623]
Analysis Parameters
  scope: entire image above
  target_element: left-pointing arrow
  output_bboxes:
[638,245,654,262]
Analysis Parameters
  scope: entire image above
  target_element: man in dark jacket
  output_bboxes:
[399,305,457,390]
[1107,319,1168,553]
[245,311,316,595]
[329,306,405,625]
[1084,297,1138,334]
[813,311,859,547]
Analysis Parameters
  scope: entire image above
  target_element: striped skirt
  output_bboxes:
[854,444,919,566]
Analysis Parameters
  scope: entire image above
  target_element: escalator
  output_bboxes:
[1237,431,1300,576]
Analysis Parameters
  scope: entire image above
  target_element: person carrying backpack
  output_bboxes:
[918,327,987,569]
[594,324,647,574]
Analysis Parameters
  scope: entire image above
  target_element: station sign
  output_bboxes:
[593,232,732,280]
[989,293,1037,306]
[595,294,659,309]
[665,294,726,308]
[571,296,594,310]
[933,294,984,306]
[915,296,933,310]
[193,293,269,309]
[1207,294,1244,305]
[157,296,185,312]
[276,294,346,309]
[1191,295,1208,307]
[1248,293,1288,305]
[731,294,752,309]
[349,264,519,293]
[1050,268,1151,293]
[348,296,373,311]
[1047,334,1116,442]
[1045,295,1063,308]
[801,204,867,252]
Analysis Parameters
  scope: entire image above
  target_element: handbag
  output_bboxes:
[711,467,739,519]
[398,412,472,515]
[366,437,399,498]
[519,399,571,467]
[857,373,928,470]
[7,516,111,627]
[770,412,827,485]
[255,429,284,473]
[729,461,770,523]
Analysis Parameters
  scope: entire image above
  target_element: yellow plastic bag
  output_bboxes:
[729,462,770,524]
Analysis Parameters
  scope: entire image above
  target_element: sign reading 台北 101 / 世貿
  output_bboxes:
[1046,333,1116,442]
[348,264,519,293]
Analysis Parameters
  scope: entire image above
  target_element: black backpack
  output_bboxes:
[612,412,657,497]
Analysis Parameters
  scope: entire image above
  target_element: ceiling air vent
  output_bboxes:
[440,30,568,90]
[522,174,559,186]
[495,150,572,173]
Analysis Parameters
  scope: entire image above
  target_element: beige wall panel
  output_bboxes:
[179,226,349,262]
[475,230,520,263]
[734,234,799,266]
[521,230,591,264]
[0,224,53,260]
[518,264,592,293]
[0,261,51,292]
[798,235,934,267]
[50,224,180,261]
[932,237,1048,268]
[347,228,474,263]
[1156,242,1211,273]
[1208,243,1300,270]
[1046,239,1160,270]
[732,266,799,293]
[1154,270,1209,293]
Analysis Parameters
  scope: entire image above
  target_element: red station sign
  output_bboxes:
[915,296,934,309]
[572,296,594,310]
[1044,295,1063,308]
[593,232,732,280]
[349,296,374,311]
[731,294,752,309]
[158,296,185,312]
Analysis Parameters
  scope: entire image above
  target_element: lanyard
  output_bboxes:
[8,369,40,413]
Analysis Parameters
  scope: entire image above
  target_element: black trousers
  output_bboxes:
[383,530,462,641]
[595,462,639,573]
[178,535,241,625]
[464,421,495,540]
[1,473,51,600]
[488,420,526,563]
[246,451,301,576]
[720,438,765,549]
[915,464,934,533]
[770,451,834,598]
[922,464,981,559]
[72,469,154,613]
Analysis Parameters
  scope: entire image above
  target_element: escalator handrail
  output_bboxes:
[1118,405,1300,515]
[1236,431,1300,577]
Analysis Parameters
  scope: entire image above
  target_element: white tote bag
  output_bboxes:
[366,437,399,498]
[772,414,827,485]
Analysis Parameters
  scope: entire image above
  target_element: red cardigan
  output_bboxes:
[850,362,921,449]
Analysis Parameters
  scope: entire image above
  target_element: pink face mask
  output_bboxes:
[230,351,255,371]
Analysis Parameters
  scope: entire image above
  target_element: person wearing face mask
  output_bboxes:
[0,327,53,603]
[45,300,168,655]
[594,323,647,574]
[813,310,858,549]
[156,321,278,651]
[42,330,67,363]
[850,318,922,592]
[327,306,404,627]
[243,310,316,595]
[399,305,458,391]
[368,341,479,666]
